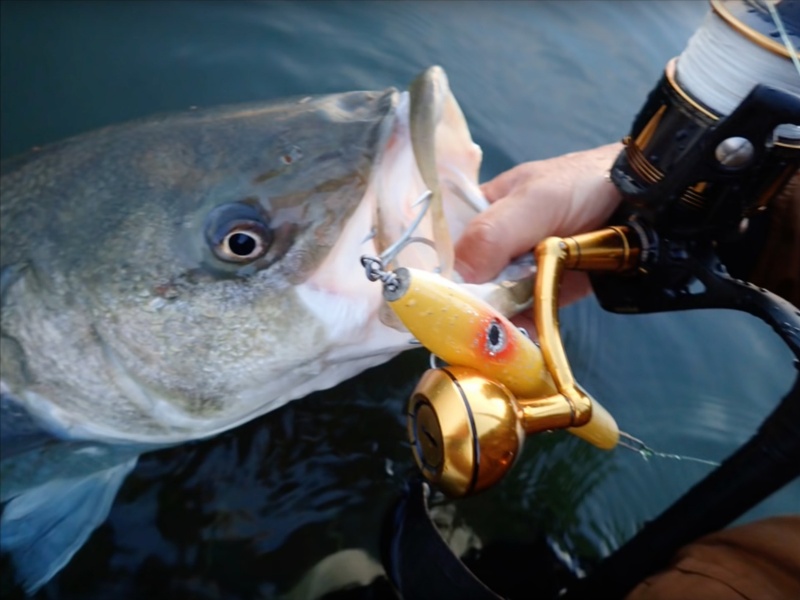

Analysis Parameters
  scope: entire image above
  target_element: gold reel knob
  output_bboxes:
[407,366,525,498]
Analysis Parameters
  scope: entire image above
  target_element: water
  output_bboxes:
[1,1,797,598]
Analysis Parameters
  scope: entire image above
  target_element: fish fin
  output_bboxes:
[0,456,137,594]
[0,391,61,459]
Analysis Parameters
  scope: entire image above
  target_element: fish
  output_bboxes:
[0,66,531,593]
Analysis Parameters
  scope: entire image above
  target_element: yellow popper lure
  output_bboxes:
[362,256,619,497]
[384,267,553,399]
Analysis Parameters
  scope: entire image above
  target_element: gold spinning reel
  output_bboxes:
[390,228,638,498]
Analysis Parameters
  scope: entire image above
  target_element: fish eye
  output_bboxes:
[485,319,507,355]
[205,203,273,264]
[218,226,269,262]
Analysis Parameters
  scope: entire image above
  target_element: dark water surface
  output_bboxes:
[1,1,797,599]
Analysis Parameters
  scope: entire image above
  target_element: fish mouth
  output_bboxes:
[296,66,532,360]
[369,66,533,323]
[371,66,488,280]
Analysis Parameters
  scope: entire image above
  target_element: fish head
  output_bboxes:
[0,67,503,445]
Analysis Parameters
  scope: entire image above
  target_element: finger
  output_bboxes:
[558,271,593,307]
[480,170,517,203]
[453,202,528,283]
[509,313,537,342]
[455,180,571,283]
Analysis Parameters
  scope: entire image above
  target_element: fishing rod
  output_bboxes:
[374,1,800,598]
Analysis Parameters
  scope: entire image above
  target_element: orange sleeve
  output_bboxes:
[626,515,800,600]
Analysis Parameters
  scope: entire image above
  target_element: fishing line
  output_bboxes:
[677,0,800,140]
[618,431,721,468]
[766,0,800,77]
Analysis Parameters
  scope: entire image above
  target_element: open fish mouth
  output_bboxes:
[371,66,488,279]
[362,66,534,330]
[297,66,533,353]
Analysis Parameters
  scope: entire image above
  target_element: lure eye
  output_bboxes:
[485,319,507,355]
[205,203,273,264]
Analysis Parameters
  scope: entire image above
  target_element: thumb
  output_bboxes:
[454,208,516,283]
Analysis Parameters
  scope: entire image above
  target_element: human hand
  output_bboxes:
[456,142,624,298]
[454,143,624,330]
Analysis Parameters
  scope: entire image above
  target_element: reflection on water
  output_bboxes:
[1,1,797,598]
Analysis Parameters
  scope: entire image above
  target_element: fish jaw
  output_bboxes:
[293,67,490,364]
[372,67,488,277]
[365,67,535,324]
[283,68,496,395]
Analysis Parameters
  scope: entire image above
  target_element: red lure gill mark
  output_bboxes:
[480,317,516,360]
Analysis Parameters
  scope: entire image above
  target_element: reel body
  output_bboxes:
[379,1,800,599]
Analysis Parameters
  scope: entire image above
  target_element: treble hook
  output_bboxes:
[360,189,435,292]
[378,190,433,267]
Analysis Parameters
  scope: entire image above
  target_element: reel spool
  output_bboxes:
[610,0,800,238]
[407,365,617,498]
[407,366,524,498]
